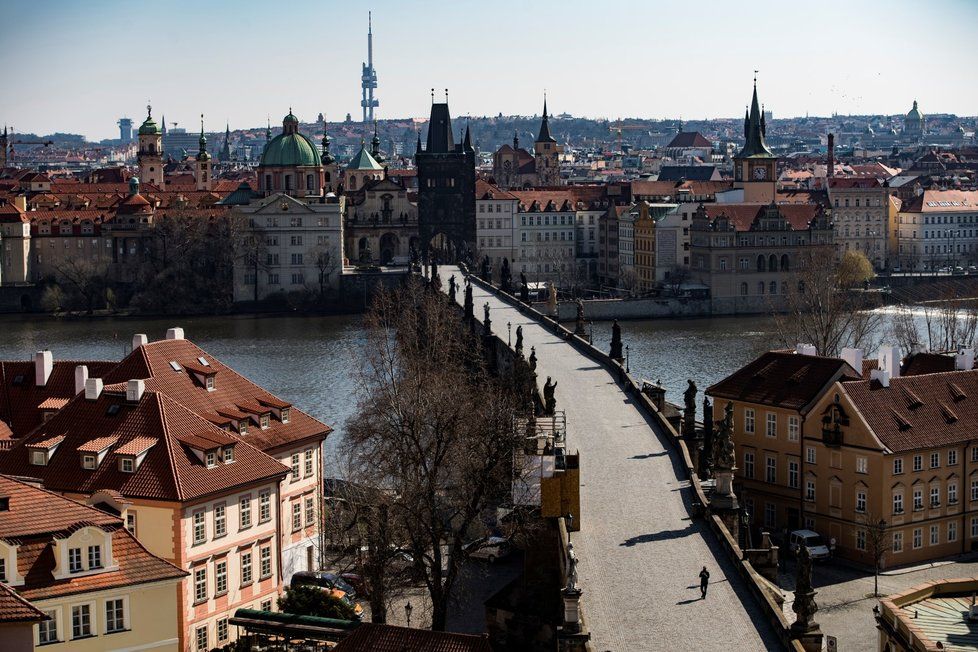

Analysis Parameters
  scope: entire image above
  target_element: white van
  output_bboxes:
[789,529,831,560]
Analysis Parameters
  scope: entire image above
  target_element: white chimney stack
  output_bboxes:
[841,348,863,374]
[878,345,901,379]
[870,369,891,387]
[165,327,184,341]
[795,343,817,356]
[74,365,89,395]
[126,379,145,403]
[84,378,104,400]
[34,350,53,387]
[132,333,148,349]
[956,348,975,371]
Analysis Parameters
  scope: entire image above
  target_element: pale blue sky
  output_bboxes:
[2,0,976,140]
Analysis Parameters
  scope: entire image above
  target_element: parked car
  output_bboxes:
[340,572,369,598]
[463,536,512,563]
[953,266,966,276]
[788,529,831,561]
[291,571,358,600]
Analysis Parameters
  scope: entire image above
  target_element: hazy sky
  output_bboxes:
[2,0,976,140]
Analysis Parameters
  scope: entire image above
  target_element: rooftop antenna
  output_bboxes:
[430,88,434,104]
[445,88,449,103]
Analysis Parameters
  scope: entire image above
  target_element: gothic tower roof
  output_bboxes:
[426,102,455,153]
[536,99,556,144]
[736,79,774,159]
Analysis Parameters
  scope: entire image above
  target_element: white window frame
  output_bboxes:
[892,531,903,553]
[38,608,59,644]
[259,491,271,522]
[193,510,206,545]
[241,550,253,585]
[744,408,755,434]
[215,559,228,595]
[806,447,816,465]
[787,416,799,442]
[260,546,272,579]
[893,458,903,475]
[765,412,777,438]
[913,527,922,549]
[71,603,93,640]
[104,597,126,634]
[214,503,227,538]
[194,567,207,603]
[240,495,252,530]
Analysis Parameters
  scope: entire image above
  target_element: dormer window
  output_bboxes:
[222,446,235,463]
[31,450,47,466]
[260,414,270,429]
[119,457,135,473]
[206,451,217,468]
[239,421,248,435]
[88,544,102,569]
[68,547,82,573]
[206,376,215,391]
[281,408,291,423]
[82,454,97,470]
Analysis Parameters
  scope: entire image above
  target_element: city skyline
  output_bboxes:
[1,0,977,141]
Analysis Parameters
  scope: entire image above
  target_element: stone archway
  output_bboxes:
[379,232,399,265]
[428,233,457,264]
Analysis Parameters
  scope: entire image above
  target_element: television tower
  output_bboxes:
[361,12,378,123]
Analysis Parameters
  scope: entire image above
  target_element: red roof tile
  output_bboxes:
[0,582,47,623]
[332,624,492,652]
[702,203,824,231]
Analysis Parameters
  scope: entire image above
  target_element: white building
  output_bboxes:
[897,189,978,271]
[475,180,520,273]
[618,210,636,289]
[232,193,345,303]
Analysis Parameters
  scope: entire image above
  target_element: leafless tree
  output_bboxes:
[890,294,978,356]
[310,244,339,297]
[55,257,107,314]
[772,246,883,357]
[342,278,526,631]
[858,513,890,597]
[665,265,691,297]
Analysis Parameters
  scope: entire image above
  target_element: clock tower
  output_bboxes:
[733,78,777,203]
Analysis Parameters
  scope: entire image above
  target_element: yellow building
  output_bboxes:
[0,474,186,651]
[632,201,656,293]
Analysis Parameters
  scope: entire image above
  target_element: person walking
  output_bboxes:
[699,566,710,598]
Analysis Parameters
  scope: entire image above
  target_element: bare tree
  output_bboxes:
[342,278,525,631]
[310,244,339,297]
[772,246,883,357]
[890,294,978,356]
[55,257,107,314]
[858,514,890,597]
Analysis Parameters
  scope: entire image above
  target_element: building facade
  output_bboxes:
[896,189,978,271]
[827,177,898,270]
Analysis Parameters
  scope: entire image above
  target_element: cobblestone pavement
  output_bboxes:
[444,269,782,651]
[778,552,978,652]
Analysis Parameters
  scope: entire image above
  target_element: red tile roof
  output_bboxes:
[839,369,978,452]
[702,203,824,231]
[666,131,713,149]
[0,582,47,623]
[708,351,861,412]
[105,338,330,453]
[332,624,492,652]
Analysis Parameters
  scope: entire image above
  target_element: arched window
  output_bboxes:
[740,282,748,296]
[780,254,789,271]
[306,174,314,190]
[769,281,777,294]
[769,254,777,272]
[758,281,765,295]
[349,175,357,190]
[757,255,766,272]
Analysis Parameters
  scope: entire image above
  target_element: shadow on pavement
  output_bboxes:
[629,451,669,459]
[620,524,696,547]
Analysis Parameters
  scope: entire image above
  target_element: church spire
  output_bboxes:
[196,114,210,162]
[416,129,422,154]
[370,121,384,163]
[736,74,774,159]
[320,128,334,165]
[536,95,556,144]
[513,130,519,149]
[219,122,231,162]
[463,124,473,152]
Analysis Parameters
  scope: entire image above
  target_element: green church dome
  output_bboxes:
[138,107,161,136]
[906,100,924,121]
[260,111,320,167]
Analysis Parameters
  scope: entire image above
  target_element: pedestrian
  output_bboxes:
[699,566,710,598]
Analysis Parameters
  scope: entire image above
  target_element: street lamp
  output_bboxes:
[625,345,630,373]
[566,512,574,542]
[507,321,512,346]
[405,601,413,628]
[742,509,752,549]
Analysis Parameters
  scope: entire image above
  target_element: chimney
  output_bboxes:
[74,365,89,395]
[165,327,184,341]
[827,133,835,179]
[870,369,891,388]
[13,194,27,213]
[85,378,104,400]
[126,379,145,403]
[795,343,817,356]
[841,347,863,374]
[878,345,901,379]
[132,333,148,349]
[34,350,53,387]
[956,348,975,371]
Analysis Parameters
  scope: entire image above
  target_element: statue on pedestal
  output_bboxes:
[547,282,558,317]
[610,319,623,362]
[791,546,820,634]
[543,376,558,415]
[480,256,492,283]
[515,325,524,356]
[500,258,512,294]
[529,346,537,371]
[574,299,587,336]
[483,302,492,335]
[448,275,457,303]
[464,281,474,323]
[712,401,736,471]
[683,380,698,437]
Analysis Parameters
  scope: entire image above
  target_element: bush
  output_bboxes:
[277,585,357,620]
[40,285,64,313]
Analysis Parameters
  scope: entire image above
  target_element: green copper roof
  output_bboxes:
[346,145,383,170]
[735,82,774,159]
[260,131,321,167]
[907,100,924,121]
[138,114,161,136]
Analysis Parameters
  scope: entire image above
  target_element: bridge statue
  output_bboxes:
[543,376,558,415]
[515,325,524,357]
[574,298,587,337]
[791,545,823,650]
[483,302,492,336]
[500,258,512,294]
[448,274,457,303]
[547,282,558,317]
[528,346,537,372]
[682,380,697,437]
[610,319,623,362]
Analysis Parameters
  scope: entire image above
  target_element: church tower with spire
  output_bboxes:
[533,97,563,186]
[733,76,777,203]
[0,126,7,169]
[194,114,213,191]
[219,123,232,162]
[137,105,164,187]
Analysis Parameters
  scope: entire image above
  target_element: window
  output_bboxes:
[217,618,229,643]
[306,496,316,525]
[856,529,866,551]
[281,408,291,423]
[259,491,271,522]
[765,456,777,484]
[893,531,903,553]
[291,454,300,480]
[972,447,978,463]
[764,502,776,528]
[893,458,903,475]
[931,452,940,468]
[744,451,754,479]
[223,446,234,463]
[193,511,206,544]
[241,551,253,585]
[931,486,941,507]
[240,495,252,529]
[913,527,923,549]
[260,414,270,429]
[71,604,92,639]
[304,449,314,477]
[805,479,816,502]
[260,546,272,579]
[39,610,58,644]
[88,545,102,569]
[744,409,755,434]
[949,482,958,504]
[856,457,868,474]
[788,416,799,442]
[806,447,816,465]
[120,457,134,473]
[914,487,924,510]
[973,478,978,502]
[949,449,958,466]
[69,547,82,573]
[949,521,958,543]
[126,512,137,536]
[893,492,904,514]
[973,517,978,538]
[930,524,939,546]
[82,454,96,470]
[31,450,47,466]
[765,413,777,438]
[214,503,226,538]
[788,460,799,489]
[215,560,228,595]
[292,502,302,531]
[105,598,125,633]
[913,455,923,472]
[196,625,208,652]
[856,490,867,513]
[194,567,207,602]
[261,599,272,612]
